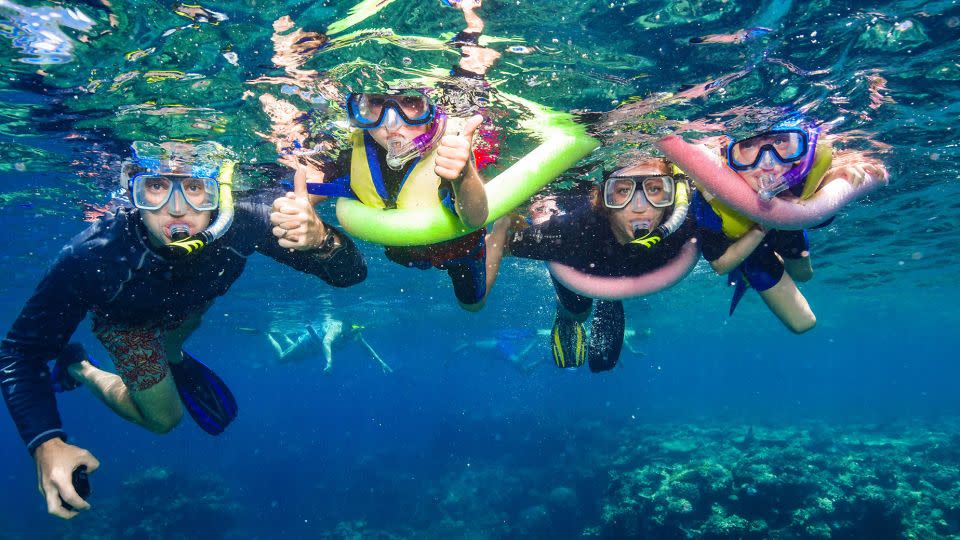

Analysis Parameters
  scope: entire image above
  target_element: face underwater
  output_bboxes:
[138,181,213,246]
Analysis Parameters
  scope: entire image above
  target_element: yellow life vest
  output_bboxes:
[701,144,833,239]
[348,129,443,210]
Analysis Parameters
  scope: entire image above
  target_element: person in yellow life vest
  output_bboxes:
[303,88,492,310]
[693,114,887,333]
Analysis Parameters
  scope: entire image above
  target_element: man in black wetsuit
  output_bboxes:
[486,157,695,372]
[0,142,366,519]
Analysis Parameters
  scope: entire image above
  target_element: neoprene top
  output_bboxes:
[0,193,366,453]
[507,202,696,277]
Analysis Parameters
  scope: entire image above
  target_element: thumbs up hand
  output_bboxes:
[270,165,328,250]
[435,114,483,182]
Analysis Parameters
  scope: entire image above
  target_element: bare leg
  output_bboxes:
[83,314,206,432]
[484,216,512,296]
[322,320,343,373]
[511,338,541,372]
[758,272,816,333]
[783,256,813,283]
[266,333,286,358]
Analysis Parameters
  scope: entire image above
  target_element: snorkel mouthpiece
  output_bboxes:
[386,139,406,170]
[169,224,190,241]
[631,220,652,239]
[384,109,447,171]
[758,126,820,201]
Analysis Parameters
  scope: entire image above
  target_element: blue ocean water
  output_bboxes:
[2,0,960,538]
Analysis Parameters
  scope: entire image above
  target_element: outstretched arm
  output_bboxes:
[709,225,767,275]
[818,148,889,189]
[0,249,98,518]
[254,167,367,287]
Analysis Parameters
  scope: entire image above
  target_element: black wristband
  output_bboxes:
[315,228,340,257]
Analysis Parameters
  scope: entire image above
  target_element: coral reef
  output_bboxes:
[597,421,960,539]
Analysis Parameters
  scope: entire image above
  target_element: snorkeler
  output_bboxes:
[262,0,501,311]
[452,327,550,372]
[267,318,392,374]
[685,115,888,332]
[0,141,366,519]
[486,157,696,372]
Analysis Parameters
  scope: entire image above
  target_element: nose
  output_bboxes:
[758,148,777,169]
[629,189,651,211]
[382,108,402,131]
[167,187,187,216]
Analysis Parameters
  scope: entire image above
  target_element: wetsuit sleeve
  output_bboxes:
[1,249,93,453]
[235,201,367,287]
[507,213,580,261]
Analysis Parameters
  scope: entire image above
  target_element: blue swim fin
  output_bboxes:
[169,351,238,436]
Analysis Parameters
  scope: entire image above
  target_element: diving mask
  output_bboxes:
[726,126,820,200]
[346,91,436,129]
[602,175,676,210]
[130,174,219,212]
[126,141,237,257]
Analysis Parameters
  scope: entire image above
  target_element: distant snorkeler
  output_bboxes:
[452,327,549,373]
[486,157,696,372]
[675,113,889,332]
[0,142,366,520]
[267,318,392,374]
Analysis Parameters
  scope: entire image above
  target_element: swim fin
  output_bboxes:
[169,351,238,435]
[551,311,586,369]
[588,300,625,373]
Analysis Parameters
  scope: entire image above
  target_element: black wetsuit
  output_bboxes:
[508,202,696,371]
[0,195,366,453]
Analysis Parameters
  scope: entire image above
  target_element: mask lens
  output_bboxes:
[641,176,675,208]
[729,129,807,170]
[397,94,430,122]
[180,177,219,210]
[603,179,637,209]
[358,95,386,123]
[133,175,173,210]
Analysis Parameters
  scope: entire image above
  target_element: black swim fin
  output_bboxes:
[169,351,238,435]
[588,300,625,373]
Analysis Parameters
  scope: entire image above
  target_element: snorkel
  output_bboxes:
[385,108,447,170]
[630,178,690,248]
[757,125,820,201]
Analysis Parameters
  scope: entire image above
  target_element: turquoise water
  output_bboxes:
[1,0,959,538]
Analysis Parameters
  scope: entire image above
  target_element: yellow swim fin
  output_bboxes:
[551,313,586,369]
